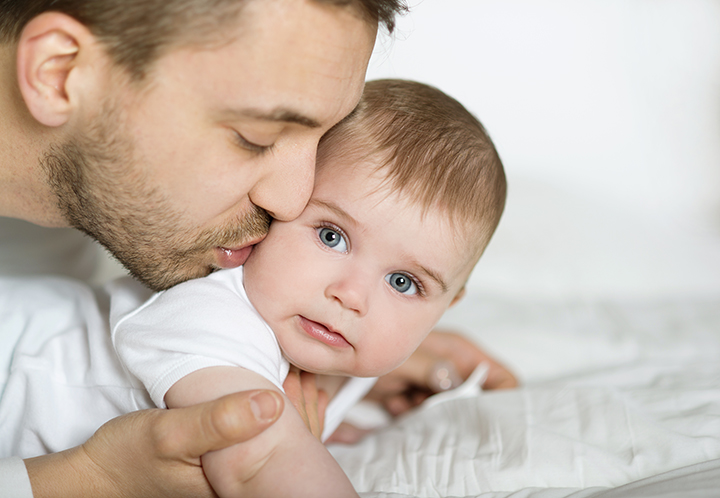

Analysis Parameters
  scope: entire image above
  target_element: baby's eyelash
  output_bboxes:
[314,222,350,250]
[406,274,426,297]
[391,272,426,298]
[314,222,346,236]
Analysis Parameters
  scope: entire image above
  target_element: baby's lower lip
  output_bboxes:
[298,316,351,348]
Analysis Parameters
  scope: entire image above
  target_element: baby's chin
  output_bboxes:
[290,363,354,377]
[291,363,391,379]
[281,349,355,377]
[283,348,398,378]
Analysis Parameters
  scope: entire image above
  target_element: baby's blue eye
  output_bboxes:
[317,227,348,252]
[385,273,417,295]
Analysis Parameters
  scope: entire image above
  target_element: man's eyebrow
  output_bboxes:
[219,108,322,128]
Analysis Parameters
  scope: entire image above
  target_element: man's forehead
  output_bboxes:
[173,0,372,125]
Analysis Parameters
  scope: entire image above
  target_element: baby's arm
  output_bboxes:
[166,366,359,498]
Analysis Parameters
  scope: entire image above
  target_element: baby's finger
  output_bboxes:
[482,361,519,389]
[299,370,318,405]
[317,388,329,437]
[283,368,309,424]
[299,371,323,439]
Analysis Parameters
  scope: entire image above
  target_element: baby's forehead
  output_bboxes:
[318,151,482,234]
[312,183,481,271]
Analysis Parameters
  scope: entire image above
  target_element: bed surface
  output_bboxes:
[326,178,720,497]
[330,295,720,497]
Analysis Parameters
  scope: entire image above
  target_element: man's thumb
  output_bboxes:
[181,390,283,456]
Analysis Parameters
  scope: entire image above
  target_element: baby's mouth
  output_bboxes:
[298,316,351,348]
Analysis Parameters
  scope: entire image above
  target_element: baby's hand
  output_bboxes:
[283,367,329,440]
[367,329,518,416]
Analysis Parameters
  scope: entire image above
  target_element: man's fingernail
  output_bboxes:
[250,391,282,422]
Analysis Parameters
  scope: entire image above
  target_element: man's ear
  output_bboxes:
[449,286,466,308]
[16,12,99,127]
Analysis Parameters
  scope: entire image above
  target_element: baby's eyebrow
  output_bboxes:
[415,263,449,294]
[308,199,359,228]
[310,198,449,293]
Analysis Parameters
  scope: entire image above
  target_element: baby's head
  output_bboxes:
[244,79,506,378]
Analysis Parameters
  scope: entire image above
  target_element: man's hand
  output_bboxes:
[24,390,283,498]
[367,329,518,416]
[283,367,329,440]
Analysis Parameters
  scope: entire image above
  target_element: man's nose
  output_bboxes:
[248,144,316,221]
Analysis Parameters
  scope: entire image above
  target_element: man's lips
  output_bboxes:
[214,237,265,269]
[298,316,351,348]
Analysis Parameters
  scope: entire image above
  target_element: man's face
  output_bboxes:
[243,155,475,378]
[43,0,375,290]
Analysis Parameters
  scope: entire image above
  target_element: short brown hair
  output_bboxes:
[318,79,507,259]
[0,0,407,78]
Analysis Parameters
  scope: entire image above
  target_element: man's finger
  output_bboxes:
[159,390,283,458]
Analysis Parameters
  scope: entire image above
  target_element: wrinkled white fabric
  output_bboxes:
[331,295,720,498]
[0,272,373,458]
[0,275,152,458]
[0,458,34,498]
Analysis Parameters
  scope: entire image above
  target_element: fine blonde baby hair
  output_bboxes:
[318,78,507,260]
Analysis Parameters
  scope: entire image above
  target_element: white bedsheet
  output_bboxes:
[329,296,720,497]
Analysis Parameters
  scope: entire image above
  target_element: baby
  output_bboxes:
[0,79,505,495]
[110,79,507,497]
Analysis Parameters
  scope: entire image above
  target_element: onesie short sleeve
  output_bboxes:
[110,267,288,408]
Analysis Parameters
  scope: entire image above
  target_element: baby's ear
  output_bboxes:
[448,287,466,308]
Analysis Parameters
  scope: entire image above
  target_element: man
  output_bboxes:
[0,0,381,290]
[0,0,514,496]
[0,0,395,495]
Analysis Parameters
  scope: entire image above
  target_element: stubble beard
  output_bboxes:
[40,104,271,291]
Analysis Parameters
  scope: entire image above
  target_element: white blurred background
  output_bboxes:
[366,0,720,300]
[2,0,718,301]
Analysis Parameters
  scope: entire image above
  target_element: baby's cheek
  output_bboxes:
[364,349,414,378]
[384,332,431,374]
